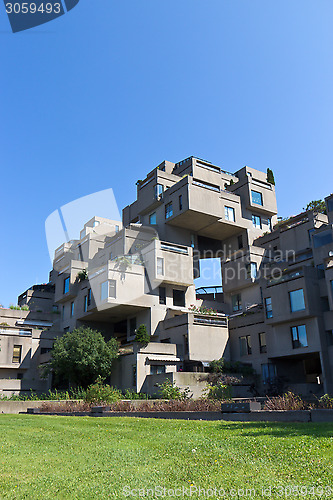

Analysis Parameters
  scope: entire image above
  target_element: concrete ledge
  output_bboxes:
[220,411,311,422]
[0,400,82,414]
[311,409,333,423]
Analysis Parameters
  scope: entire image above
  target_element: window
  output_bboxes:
[132,365,137,386]
[289,289,305,312]
[252,214,262,229]
[52,305,59,313]
[41,347,51,355]
[232,293,241,312]
[109,280,116,298]
[268,218,272,231]
[129,317,136,336]
[157,257,164,276]
[246,262,257,280]
[262,363,277,384]
[190,234,195,248]
[101,281,108,301]
[184,334,189,355]
[17,373,23,380]
[259,332,267,353]
[265,297,273,319]
[149,212,157,225]
[251,190,263,206]
[70,301,74,317]
[179,195,183,211]
[313,231,333,248]
[115,225,119,233]
[87,288,92,306]
[225,206,235,222]
[155,184,163,199]
[291,325,308,348]
[83,295,88,312]
[12,345,22,363]
[328,199,333,212]
[150,365,166,375]
[159,286,166,305]
[239,335,252,356]
[165,202,173,219]
[237,235,243,249]
[63,277,70,294]
[173,289,185,307]
[308,228,315,245]
[62,306,65,320]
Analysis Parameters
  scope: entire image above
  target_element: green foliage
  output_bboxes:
[77,269,88,282]
[84,377,122,404]
[229,179,234,185]
[0,322,9,327]
[266,168,275,185]
[188,304,218,316]
[207,380,232,400]
[0,387,87,401]
[209,357,255,376]
[134,324,150,345]
[157,379,192,400]
[304,199,327,215]
[123,389,149,400]
[49,327,119,388]
[9,304,29,311]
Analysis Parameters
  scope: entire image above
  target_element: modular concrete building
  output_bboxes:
[2,157,332,397]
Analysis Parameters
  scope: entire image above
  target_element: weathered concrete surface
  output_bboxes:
[0,400,81,414]
[311,409,333,423]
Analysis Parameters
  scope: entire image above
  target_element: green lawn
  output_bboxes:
[0,416,332,499]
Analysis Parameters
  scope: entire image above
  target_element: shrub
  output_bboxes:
[207,380,232,401]
[84,377,122,404]
[123,389,148,400]
[157,379,192,400]
[264,392,305,411]
[77,269,88,282]
[266,168,275,185]
[134,324,150,346]
[317,394,333,409]
[209,358,255,376]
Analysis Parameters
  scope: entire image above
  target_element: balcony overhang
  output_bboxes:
[166,211,244,239]
[78,303,150,322]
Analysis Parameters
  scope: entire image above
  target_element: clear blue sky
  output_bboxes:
[1,0,333,306]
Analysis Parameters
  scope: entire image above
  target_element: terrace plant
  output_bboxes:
[188,304,219,316]
[77,269,88,282]
[134,324,150,346]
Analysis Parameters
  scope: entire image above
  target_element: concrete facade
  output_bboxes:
[3,157,332,398]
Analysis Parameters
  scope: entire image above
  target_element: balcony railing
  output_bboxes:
[160,242,188,255]
[193,315,227,327]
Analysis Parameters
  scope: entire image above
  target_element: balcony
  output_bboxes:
[163,176,246,239]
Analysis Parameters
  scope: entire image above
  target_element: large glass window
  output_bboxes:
[313,231,333,248]
[165,202,173,219]
[129,317,137,336]
[232,293,242,312]
[246,262,257,280]
[109,280,116,299]
[291,325,308,348]
[289,289,305,312]
[83,295,88,312]
[70,301,74,317]
[179,195,183,211]
[265,297,273,318]
[101,281,108,301]
[259,332,267,353]
[252,214,262,229]
[157,257,164,276]
[261,363,277,384]
[63,277,70,294]
[149,212,157,225]
[155,184,164,199]
[251,190,263,206]
[87,289,92,306]
[150,365,166,375]
[225,206,235,222]
[173,289,185,307]
[159,286,166,305]
[239,335,251,356]
[12,345,22,363]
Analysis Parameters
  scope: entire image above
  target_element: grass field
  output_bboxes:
[0,416,332,499]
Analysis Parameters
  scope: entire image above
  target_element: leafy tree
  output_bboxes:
[49,327,119,388]
[266,168,275,185]
[134,324,150,345]
[304,199,327,215]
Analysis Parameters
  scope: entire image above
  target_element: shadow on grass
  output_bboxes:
[218,421,333,438]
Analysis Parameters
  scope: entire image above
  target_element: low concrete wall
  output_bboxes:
[311,409,333,423]
[0,400,82,414]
